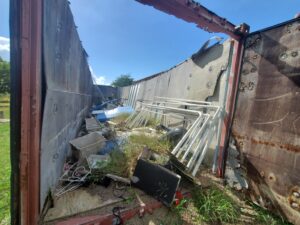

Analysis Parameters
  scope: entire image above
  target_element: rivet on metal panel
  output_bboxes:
[268,173,276,182]
[242,69,249,75]
[53,153,59,161]
[55,52,61,60]
[53,103,58,113]
[239,82,246,92]
[248,82,255,90]
[279,52,288,60]
[206,81,212,88]
[291,51,298,57]
[57,22,62,32]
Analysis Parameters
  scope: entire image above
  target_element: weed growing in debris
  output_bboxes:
[92,134,171,178]
[250,202,293,225]
[129,134,171,154]
[101,150,129,177]
[145,117,160,128]
[191,187,240,223]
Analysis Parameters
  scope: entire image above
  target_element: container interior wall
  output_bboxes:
[118,40,232,106]
[118,40,233,164]
[40,0,93,209]
[92,85,118,105]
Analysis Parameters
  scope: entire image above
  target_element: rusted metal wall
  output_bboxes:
[232,18,300,224]
[40,0,93,209]
[10,0,43,224]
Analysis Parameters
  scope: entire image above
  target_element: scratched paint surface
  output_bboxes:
[232,18,300,224]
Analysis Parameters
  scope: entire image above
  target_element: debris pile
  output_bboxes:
[47,97,226,224]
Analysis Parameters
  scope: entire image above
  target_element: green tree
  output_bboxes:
[0,57,10,94]
[111,74,134,87]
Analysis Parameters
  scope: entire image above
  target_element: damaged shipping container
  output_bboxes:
[9,0,300,224]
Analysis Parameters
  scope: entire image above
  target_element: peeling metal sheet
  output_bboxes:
[232,18,300,224]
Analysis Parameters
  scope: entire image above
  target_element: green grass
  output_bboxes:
[0,94,10,224]
[0,122,10,224]
[192,187,240,224]
[250,202,293,225]
[128,134,171,154]
[0,95,10,119]
[89,134,171,179]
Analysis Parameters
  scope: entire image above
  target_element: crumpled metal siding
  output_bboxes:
[232,18,300,224]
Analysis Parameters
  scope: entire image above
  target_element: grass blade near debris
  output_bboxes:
[192,187,240,223]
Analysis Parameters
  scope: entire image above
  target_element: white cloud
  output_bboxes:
[0,36,10,61]
[93,76,108,85]
[89,65,110,85]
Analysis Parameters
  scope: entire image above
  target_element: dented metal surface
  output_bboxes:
[232,18,300,224]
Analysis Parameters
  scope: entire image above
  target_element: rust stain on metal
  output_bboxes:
[19,0,42,224]
[232,131,300,153]
[233,18,300,224]
[136,0,248,40]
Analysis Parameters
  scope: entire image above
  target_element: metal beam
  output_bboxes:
[136,0,248,39]
[16,0,42,225]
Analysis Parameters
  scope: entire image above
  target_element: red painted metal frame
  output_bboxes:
[19,0,42,224]
[217,39,244,177]
[56,200,163,225]
[136,0,241,40]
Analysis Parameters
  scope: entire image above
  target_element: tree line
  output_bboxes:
[0,57,10,94]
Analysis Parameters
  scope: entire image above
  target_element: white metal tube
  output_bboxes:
[192,125,217,176]
[181,115,210,161]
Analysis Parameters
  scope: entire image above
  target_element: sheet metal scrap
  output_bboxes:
[85,117,102,133]
[70,132,106,163]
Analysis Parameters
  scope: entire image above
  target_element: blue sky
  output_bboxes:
[0,0,299,84]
